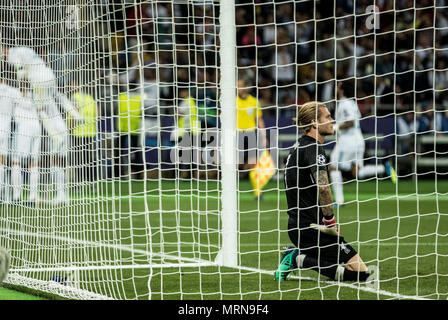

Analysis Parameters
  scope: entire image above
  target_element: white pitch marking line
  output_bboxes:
[233,265,431,301]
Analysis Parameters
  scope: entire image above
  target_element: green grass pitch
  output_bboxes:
[2,177,447,300]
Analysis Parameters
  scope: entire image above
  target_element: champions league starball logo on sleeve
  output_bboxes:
[317,154,326,165]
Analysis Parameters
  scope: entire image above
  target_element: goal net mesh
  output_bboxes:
[0,0,446,300]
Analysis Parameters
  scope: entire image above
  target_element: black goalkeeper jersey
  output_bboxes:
[284,135,329,228]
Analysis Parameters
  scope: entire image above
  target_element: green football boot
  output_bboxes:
[385,161,397,184]
[274,246,298,281]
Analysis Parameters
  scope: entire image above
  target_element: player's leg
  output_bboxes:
[49,117,69,204]
[276,223,365,280]
[357,164,384,178]
[52,145,68,204]
[299,235,373,282]
[274,215,302,281]
[10,160,22,202]
[329,144,345,206]
[344,253,379,288]
[345,253,367,271]
[285,226,377,285]
[0,155,5,197]
[298,254,371,282]
[28,162,39,203]
[354,140,397,183]
[331,140,369,207]
[0,153,5,196]
[357,161,397,183]
[28,124,41,203]
[275,223,378,285]
[52,155,67,203]
[0,115,11,199]
[329,168,344,206]
[356,139,384,179]
[11,122,31,202]
[0,246,10,284]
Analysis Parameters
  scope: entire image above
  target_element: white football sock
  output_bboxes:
[0,164,6,199]
[11,165,22,200]
[358,165,385,179]
[29,166,39,200]
[0,165,4,189]
[53,166,66,198]
[330,170,344,205]
[335,265,345,281]
[296,254,306,269]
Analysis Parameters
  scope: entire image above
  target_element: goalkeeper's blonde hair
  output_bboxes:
[296,101,327,134]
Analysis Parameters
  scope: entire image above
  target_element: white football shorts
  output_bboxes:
[12,118,42,162]
[330,138,365,171]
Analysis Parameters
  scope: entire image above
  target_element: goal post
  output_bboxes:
[216,0,238,268]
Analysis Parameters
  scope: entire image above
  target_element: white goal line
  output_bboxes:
[237,265,432,301]
[9,261,430,301]
[1,227,214,266]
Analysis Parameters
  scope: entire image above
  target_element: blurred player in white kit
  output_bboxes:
[10,80,41,204]
[5,46,84,204]
[330,79,397,207]
[0,71,21,201]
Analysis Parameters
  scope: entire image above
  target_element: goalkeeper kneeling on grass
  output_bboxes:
[274,101,378,288]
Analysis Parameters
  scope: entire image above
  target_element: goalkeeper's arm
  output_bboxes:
[310,169,339,236]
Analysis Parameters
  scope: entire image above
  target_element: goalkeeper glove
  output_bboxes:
[310,214,339,236]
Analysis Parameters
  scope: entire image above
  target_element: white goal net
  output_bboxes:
[0,0,446,300]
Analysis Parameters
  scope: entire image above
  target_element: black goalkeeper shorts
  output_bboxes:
[287,215,358,266]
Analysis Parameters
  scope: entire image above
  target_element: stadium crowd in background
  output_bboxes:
[100,2,448,117]
[38,0,448,180]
